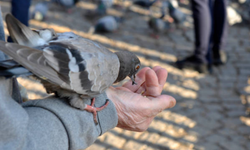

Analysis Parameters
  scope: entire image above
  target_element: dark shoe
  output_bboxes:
[175,55,209,74]
[213,50,227,66]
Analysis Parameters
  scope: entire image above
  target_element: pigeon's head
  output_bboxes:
[36,28,57,42]
[115,51,141,85]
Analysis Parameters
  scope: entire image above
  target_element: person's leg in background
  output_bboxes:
[7,0,31,42]
[211,0,228,66]
[176,0,213,73]
[11,0,31,26]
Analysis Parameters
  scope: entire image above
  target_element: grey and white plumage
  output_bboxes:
[31,1,49,21]
[133,0,158,9]
[2,14,140,123]
[167,1,186,25]
[53,0,79,8]
[148,15,170,33]
[95,16,122,33]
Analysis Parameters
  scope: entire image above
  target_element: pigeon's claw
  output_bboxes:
[84,98,110,124]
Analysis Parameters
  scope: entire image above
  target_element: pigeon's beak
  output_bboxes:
[130,74,137,85]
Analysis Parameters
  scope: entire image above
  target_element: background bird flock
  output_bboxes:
[31,0,187,38]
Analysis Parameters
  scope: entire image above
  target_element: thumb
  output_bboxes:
[149,95,176,115]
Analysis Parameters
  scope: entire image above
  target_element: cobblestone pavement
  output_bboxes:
[1,0,250,149]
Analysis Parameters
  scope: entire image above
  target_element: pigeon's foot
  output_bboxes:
[150,33,159,39]
[84,98,110,124]
[67,9,73,14]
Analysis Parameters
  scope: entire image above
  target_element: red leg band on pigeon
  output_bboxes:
[84,98,110,124]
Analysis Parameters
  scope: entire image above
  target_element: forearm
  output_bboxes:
[22,93,118,150]
[0,77,118,150]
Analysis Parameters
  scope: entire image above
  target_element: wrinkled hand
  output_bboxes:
[106,66,176,132]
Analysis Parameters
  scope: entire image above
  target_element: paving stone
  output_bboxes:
[149,120,167,132]
[192,126,211,138]
[86,144,106,150]
[139,132,160,144]
[219,140,245,150]
[223,103,245,110]
[123,140,147,150]
[205,111,225,121]
[205,104,224,112]
[198,88,217,97]
[194,142,222,150]
[218,127,238,137]
[104,132,126,149]
[205,134,228,144]
[230,135,249,146]
[227,110,246,117]
[239,69,250,76]
[199,96,220,103]
[221,95,242,103]
[218,81,235,89]
[221,118,244,129]
[122,130,143,139]
[195,117,222,130]
[244,143,250,150]
[236,126,250,135]
[156,136,194,150]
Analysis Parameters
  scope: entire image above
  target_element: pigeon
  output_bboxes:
[3,14,141,124]
[94,16,123,33]
[166,1,186,27]
[133,0,158,9]
[84,0,113,20]
[53,0,80,13]
[31,1,49,21]
[148,9,170,39]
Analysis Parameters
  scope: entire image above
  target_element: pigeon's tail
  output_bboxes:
[5,14,41,47]
[0,59,32,78]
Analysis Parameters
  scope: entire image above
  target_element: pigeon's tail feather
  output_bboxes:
[0,40,66,87]
[0,59,32,78]
[5,14,41,47]
[0,67,32,78]
[0,59,19,68]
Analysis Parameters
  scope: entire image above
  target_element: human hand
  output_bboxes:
[106,66,176,132]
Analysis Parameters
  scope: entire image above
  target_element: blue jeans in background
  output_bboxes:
[7,0,31,42]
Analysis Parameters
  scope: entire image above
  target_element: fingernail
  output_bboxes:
[169,100,176,108]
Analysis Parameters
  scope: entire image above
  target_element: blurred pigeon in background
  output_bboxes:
[148,15,170,39]
[133,0,158,9]
[148,3,170,39]
[2,14,141,124]
[84,0,114,20]
[31,1,49,21]
[53,0,80,13]
[93,15,123,33]
[166,0,186,28]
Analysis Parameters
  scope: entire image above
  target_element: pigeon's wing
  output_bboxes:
[5,14,42,47]
[0,40,70,89]
[44,41,120,96]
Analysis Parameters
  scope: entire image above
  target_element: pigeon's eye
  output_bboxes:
[135,64,140,70]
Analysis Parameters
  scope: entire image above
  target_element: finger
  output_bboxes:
[122,67,150,92]
[152,66,162,72]
[148,95,176,116]
[145,69,158,88]
[155,68,168,86]
[135,82,146,94]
